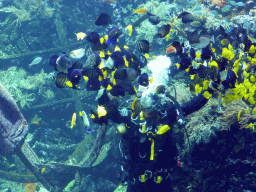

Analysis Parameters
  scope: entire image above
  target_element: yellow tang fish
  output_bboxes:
[71,113,76,129]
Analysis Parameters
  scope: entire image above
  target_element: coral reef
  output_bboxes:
[0,0,54,29]
[218,99,248,129]
[128,0,174,43]
[184,97,256,152]
[168,95,256,191]
[169,80,192,104]
[0,67,51,108]
[231,13,256,34]
[8,6,30,25]
[182,98,221,152]
[8,0,54,25]
[41,89,55,100]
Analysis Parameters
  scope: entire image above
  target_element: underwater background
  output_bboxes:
[0,0,255,191]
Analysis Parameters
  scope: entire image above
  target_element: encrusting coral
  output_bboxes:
[23,183,37,192]
[2,0,54,27]
[0,66,51,108]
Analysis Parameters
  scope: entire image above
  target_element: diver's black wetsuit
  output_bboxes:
[108,91,210,192]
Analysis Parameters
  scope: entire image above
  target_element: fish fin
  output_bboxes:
[66,81,73,88]
[83,76,89,82]
[211,35,215,43]
[107,84,112,90]
[99,51,105,58]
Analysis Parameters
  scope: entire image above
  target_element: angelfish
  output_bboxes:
[69,48,85,59]
[79,111,90,132]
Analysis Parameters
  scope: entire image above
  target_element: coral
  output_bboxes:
[205,16,232,31]
[186,97,256,153]
[185,98,221,150]
[0,67,50,108]
[231,14,256,35]
[9,6,30,25]
[14,0,54,18]
[210,0,227,8]
[218,99,256,130]
[42,89,55,100]
[135,21,158,43]
[18,92,35,108]
[2,0,54,26]
[128,0,171,43]
[23,183,37,192]
[169,81,192,104]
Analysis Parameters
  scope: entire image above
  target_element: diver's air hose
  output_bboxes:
[165,92,185,123]
[165,92,191,153]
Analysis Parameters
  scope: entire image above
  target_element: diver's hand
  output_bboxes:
[209,81,225,94]
[119,108,129,117]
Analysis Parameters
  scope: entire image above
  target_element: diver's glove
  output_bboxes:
[119,108,129,117]
[116,168,129,185]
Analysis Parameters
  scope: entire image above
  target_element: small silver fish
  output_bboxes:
[80,111,90,128]
[69,48,85,59]
[95,88,105,100]
[29,57,42,67]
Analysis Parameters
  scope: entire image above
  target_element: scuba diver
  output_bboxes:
[92,80,221,192]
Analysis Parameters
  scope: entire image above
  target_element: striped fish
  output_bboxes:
[53,72,68,88]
